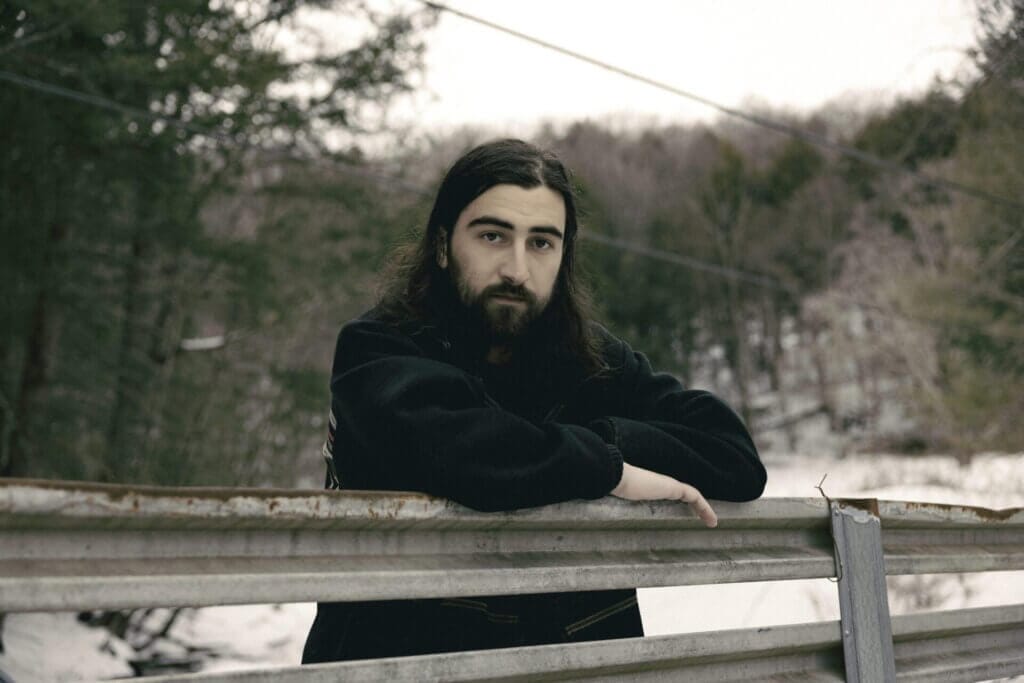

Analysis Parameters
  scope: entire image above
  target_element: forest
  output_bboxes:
[1,0,1022,490]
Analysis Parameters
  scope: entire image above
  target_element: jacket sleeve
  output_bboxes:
[329,320,624,512]
[589,337,766,502]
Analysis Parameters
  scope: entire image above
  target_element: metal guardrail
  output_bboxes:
[1,478,1022,682]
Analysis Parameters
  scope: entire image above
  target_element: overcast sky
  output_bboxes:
[386,0,979,134]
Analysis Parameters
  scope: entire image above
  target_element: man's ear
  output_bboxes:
[436,229,448,269]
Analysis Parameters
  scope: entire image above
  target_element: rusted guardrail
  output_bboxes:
[1,478,1022,681]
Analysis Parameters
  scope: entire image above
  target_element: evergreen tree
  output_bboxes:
[0,1,433,482]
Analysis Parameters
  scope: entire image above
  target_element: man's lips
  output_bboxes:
[490,294,526,304]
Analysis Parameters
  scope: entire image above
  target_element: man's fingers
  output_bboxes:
[692,499,718,528]
[611,465,718,527]
[677,484,718,528]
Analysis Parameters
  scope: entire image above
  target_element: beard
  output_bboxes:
[448,258,547,342]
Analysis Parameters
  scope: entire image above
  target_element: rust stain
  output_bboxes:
[837,498,880,516]
[838,497,1023,522]
[900,499,1022,521]
[364,496,414,521]
[0,477,437,516]
[0,477,342,502]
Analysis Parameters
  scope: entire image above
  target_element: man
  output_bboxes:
[302,139,766,663]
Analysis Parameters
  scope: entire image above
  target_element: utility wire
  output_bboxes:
[0,66,996,328]
[0,70,229,141]
[4,68,968,331]
[0,67,791,290]
[8,66,990,328]
[0,70,427,195]
[421,0,1024,212]
[584,233,787,291]
[3,66,996,330]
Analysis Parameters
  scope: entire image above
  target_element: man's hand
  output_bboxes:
[611,463,718,528]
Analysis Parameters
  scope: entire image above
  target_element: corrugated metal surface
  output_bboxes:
[133,604,1024,683]
[831,501,896,681]
[893,604,1024,683]
[0,479,837,611]
[1,479,1022,682]
[1,479,1022,612]
[138,619,849,682]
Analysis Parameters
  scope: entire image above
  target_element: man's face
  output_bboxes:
[440,184,566,340]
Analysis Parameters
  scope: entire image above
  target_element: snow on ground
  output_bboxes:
[1,452,1022,681]
[640,451,1024,637]
[0,612,136,682]
[0,604,317,681]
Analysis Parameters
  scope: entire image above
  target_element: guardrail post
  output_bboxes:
[830,499,896,683]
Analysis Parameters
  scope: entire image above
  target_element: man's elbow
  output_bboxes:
[745,464,768,500]
[730,460,767,502]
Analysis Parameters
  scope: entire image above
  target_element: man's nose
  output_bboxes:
[498,242,530,285]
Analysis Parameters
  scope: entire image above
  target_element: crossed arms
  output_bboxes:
[326,317,766,521]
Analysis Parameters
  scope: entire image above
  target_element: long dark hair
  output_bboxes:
[378,138,606,375]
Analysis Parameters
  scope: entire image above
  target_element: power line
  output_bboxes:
[0,69,427,194]
[421,0,1024,213]
[0,70,230,142]
[0,66,997,326]
[9,65,990,323]
[0,67,790,290]
[6,65,1002,329]
[583,233,787,291]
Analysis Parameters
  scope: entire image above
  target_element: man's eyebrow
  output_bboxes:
[467,216,514,231]
[529,226,564,240]
[466,216,564,240]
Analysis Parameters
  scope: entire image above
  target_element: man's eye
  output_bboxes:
[481,232,502,243]
[532,238,553,250]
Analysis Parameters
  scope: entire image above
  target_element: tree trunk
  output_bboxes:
[2,220,67,478]
[723,280,753,426]
[765,299,798,451]
[806,325,838,433]
[104,232,146,483]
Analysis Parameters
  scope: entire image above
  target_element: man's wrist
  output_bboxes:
[588,417,619,447]
[604,442,625,495]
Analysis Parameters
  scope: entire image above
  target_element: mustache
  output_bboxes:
[483,284,536,304]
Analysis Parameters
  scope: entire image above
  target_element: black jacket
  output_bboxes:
[302,308,766,663]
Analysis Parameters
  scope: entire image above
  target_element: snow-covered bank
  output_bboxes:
[0,604,316,682]
[2,452,1021,681]
[641,451,1024,637]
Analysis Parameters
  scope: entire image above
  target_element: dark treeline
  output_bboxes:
[2,1,1021,488]
[0,0,435,485]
